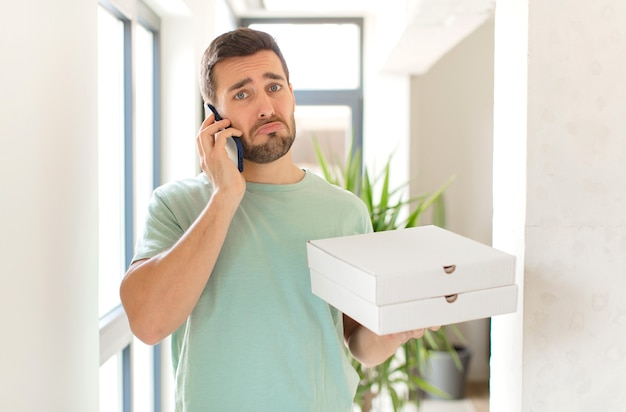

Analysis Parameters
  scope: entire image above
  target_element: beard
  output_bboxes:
[241,113,296,164]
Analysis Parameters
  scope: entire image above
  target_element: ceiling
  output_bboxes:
[230,0,496,75]
[232,0,384,14]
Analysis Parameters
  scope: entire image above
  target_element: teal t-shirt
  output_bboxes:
[133,171,372,412]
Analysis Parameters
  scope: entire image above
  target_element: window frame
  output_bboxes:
[137,13,163,411]
[98,1,162,411]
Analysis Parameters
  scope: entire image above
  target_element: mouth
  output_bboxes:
[254,121,285,136]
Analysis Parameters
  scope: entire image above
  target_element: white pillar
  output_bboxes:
[492,0,626,410]
[0,0,99,410]
[490,0,528,410]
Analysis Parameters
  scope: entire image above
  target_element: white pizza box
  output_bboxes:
[306,225,518,335]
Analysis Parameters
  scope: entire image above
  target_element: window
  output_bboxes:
[247,22,361,90]
[290,105,352,173]
[134,19,160,237]
[99,352,123,411]
[240,18,364,175]
[98,1,161,411]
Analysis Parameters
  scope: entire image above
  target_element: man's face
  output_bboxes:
[212,50,296,164]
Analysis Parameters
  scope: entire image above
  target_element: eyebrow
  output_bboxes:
[226,72,286,93]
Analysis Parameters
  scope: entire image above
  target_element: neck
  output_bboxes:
[242,155,305,184]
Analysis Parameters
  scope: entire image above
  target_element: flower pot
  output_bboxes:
[422,346,472,400]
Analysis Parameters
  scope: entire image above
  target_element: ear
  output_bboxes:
[289,83,296,104]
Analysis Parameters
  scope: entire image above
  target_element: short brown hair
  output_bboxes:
[199,28,290,103]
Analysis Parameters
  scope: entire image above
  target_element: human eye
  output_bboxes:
[268,83,282,93]
[234,90,248,100]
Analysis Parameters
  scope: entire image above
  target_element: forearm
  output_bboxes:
[120,190,239,344]
[344,315,432,368]
[346,325,406,368]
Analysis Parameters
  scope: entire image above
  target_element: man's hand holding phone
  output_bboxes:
[196,107,246,203]
[205,104,244,173]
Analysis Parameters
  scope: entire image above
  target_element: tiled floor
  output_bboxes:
[403,381,489,412]
[465,381,489,412]
[355,381,489,412]
[418,399,477,412]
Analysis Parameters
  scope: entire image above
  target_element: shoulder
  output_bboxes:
[304,171,372,233]
[153,174,213,203]
[306,171,365,206]
[305,171,355,196]
[148,174,214,223]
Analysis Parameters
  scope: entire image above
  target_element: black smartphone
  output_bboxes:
[205,103,244,172]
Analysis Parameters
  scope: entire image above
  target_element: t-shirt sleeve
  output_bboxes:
[358,200,374,235]
[133,189,185,262]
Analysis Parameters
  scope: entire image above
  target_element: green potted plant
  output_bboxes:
[409,325,471,402]
[313,139,465,411]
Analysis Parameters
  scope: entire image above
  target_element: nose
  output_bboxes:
[256,94,275,119]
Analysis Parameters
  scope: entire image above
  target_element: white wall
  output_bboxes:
[156,0,237,184]
[408,18,495,382]
[159,15,201,182]
[0,0,99,410]
[492,0,626,410]
[409,18,495,246]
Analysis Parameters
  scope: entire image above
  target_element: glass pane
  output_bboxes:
[132,338,155,411]
[134,23,155,240]
[291,105,352,175]
[98,6,126,317]
[248,23,360,90]
[99,352,122,412]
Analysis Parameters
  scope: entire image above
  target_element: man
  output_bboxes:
[120,28,434,411]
